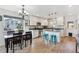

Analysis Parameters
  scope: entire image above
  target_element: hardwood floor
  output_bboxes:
[29,36,76,53]
[0,36,78,53]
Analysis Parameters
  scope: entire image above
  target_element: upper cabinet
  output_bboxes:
[30,16,48,26]
[30,16,38,25]
[57,17,64,26]
[41,19,48,26]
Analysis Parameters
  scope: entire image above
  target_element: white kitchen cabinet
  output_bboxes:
[41,19,48,26]
[30,16,48,26]
[30,30,39,39]
[30,16,38,25]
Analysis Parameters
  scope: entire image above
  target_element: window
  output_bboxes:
[4,16,23,35]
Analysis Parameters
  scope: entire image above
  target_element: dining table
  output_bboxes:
[4,32,32,53]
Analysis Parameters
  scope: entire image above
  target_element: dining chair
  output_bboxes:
[23,31,32,47]
[5,38,10,53]
[11,32,22,53]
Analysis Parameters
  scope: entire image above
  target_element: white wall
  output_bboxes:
[0,16,4,46]
[23,20,30,32]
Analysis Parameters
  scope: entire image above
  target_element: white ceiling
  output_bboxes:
[0,5,79,18]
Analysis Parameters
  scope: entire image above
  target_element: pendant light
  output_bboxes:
[18,5,29,20]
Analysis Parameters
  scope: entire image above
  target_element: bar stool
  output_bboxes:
[11,33,22,53]
[43,32,49,45]
[50,34,57,45]
[23,31,32,47]
[68,32,72,37]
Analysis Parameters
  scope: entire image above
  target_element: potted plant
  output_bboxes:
[17,23,23,33]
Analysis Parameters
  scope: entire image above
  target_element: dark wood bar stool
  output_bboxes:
[5,38,10,53]
[11,32,23,53]
[68,32,72,37]
[23,31,32,47]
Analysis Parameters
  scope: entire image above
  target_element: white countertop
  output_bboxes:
[4,32,26,38]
